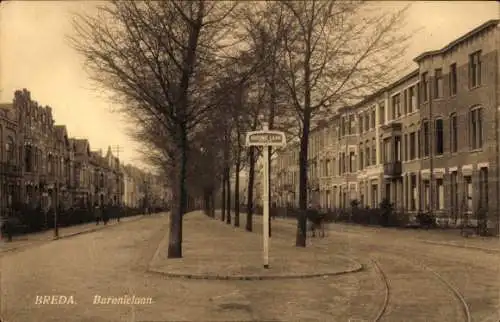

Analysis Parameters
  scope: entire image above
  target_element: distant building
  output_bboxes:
[0,88,163,218]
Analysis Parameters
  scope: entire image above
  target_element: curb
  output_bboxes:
[148,212,365,281]
[0,215,149,255]
[55,215,147,240]
[147,260,364,281]
[420,240,500,253]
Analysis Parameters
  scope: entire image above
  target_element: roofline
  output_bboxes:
[414,19,499,63]
[347,69,419,112]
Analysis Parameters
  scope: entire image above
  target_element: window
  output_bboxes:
[469,51,481,88]
[349,115,355,134]
[437,179,444,210]
[24,145,33,172]
[409,132,416,160]
[435,119,444,155]
[359,145,364,170]
[371,139,376,164]
[6,136,15,163]
[404,134,408,161]
[449,63,457,96]
[359,115,364,134]
[450,171,458,217]
[410,174,417,211]
[449,113,458,153]
[349,152,355,173]
[421,72,428,102]
[383,138,391,163]
[379,104,385,125]
[395,136,401,161]
[371,184,378,208]
[365,112,370,131]
[434,69,443,98]
[464,176,473,213]
[408,86,416,113]
[422,121,430,157]
[326,159,330,176]
[416,130,421,158]
[392,94,401,119]
[371,109,376,128]
[469,107,483,150]
[338,155,342,174]
[423,180,430,211]
[341,152,346,174]
[479,167,488,209]
[403,90,408,115]
[365,146,370,167]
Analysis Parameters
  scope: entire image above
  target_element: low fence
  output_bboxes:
[230,203,493,236]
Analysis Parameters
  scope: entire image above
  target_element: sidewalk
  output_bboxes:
[0,214,147,254]
[220,210,500,252]
[148,211,362,280]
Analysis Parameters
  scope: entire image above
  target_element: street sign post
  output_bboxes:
[245,124,286,269]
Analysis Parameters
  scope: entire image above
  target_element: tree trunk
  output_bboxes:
[167,131,187,258]
[246,146,256,232]
[203,188,210,216]
[221,175,226,222]
[234,158,240,227]
[295,40,313,247]
[296,113,310,247]
[226,166,231,224]
[166,5,203,258]
[210,189,215,218]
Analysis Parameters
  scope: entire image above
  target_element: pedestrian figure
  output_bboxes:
[306,203,326,238]
[94,202,101,225]
[102,203,109,225]
[116,203,121,222]
[271,202,277,220]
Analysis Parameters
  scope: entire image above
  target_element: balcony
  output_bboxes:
[383,161,402,177]
[381,122,402,139]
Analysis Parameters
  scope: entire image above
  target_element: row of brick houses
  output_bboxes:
[0,88,167,216]
[274,20,500,230]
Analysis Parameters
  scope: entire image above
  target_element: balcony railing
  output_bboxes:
[383,161,402,177]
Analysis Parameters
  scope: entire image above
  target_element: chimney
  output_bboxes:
[23,88,31,100]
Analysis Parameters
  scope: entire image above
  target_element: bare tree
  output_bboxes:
[230,84,248,228]
[69,0,240,258]
[277,0,411,247]
[238,2,298,234]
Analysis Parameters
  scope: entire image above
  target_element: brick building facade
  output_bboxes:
[275,19,500,232]
[0,88,165,217]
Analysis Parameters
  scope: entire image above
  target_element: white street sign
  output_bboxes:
[245,131,286,147]
[245,124,286,269]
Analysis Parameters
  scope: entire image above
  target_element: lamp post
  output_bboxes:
[53,179,59,239]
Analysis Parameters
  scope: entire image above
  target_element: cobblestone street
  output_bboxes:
[1,211,499,321]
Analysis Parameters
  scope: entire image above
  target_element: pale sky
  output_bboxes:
[0,1,498,166]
